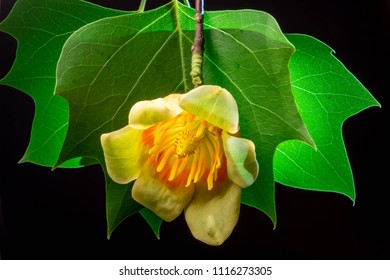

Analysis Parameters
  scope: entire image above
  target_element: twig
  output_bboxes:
[190,0,204,87]
[138,0,146,13]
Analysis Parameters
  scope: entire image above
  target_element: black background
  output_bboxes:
[0,0,389,260]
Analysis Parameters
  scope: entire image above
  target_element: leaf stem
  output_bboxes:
[138,0,147,13]
[183,0,191,8]
[190,0,204,87]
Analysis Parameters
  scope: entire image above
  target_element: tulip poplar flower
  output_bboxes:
[101,85,259,245]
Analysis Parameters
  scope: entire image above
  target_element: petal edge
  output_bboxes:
[129,94,182,129]
[179,85,239,134]
[184,181,241,246]
[101,126,143,184]
[222,132,259,188]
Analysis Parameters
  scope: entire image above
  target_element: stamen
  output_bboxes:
[204,131,225,190]
[158,163,171,182]
[153,124,166,145]
[156,146,174,172]
[186,152,198,187]
[207,166,214,190]
[194,151,206,183]
[149,133,177,155]
[195,120,207,139]
[154,121,182,146]
[149,142,161,155]
[168,157,180,181]
[214,140,221,169]
[176,156,189,176]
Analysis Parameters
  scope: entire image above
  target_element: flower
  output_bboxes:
[100,85,259,245]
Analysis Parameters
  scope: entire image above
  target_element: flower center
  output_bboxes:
[174,118,207,158]
[141,112,226,190]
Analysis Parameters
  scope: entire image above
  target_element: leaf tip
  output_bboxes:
[349,195,356,207]
[17,158,27,165]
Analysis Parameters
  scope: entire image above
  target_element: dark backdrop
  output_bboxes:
[0,0,389,260]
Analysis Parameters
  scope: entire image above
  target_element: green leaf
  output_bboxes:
[105,174,143,239]
[54,1,313,236]
[0,0,127,167]
[139,208,163,239]
[274,34,380,201]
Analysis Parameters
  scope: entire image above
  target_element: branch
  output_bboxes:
[190,0,204,87]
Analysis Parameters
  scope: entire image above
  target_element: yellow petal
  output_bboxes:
[129,94,182,129]
[179,85,239,134]
[132,163,195,222]
[222,132,259,188]
[184,181,241,246]
[100,126,143,184]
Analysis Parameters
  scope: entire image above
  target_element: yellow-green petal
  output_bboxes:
[132,163,195,222]
[179,85,239,134]
[100,126,143,184]
[222,132,259,188]
[184,181,241,246]
[129,94,182,129]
